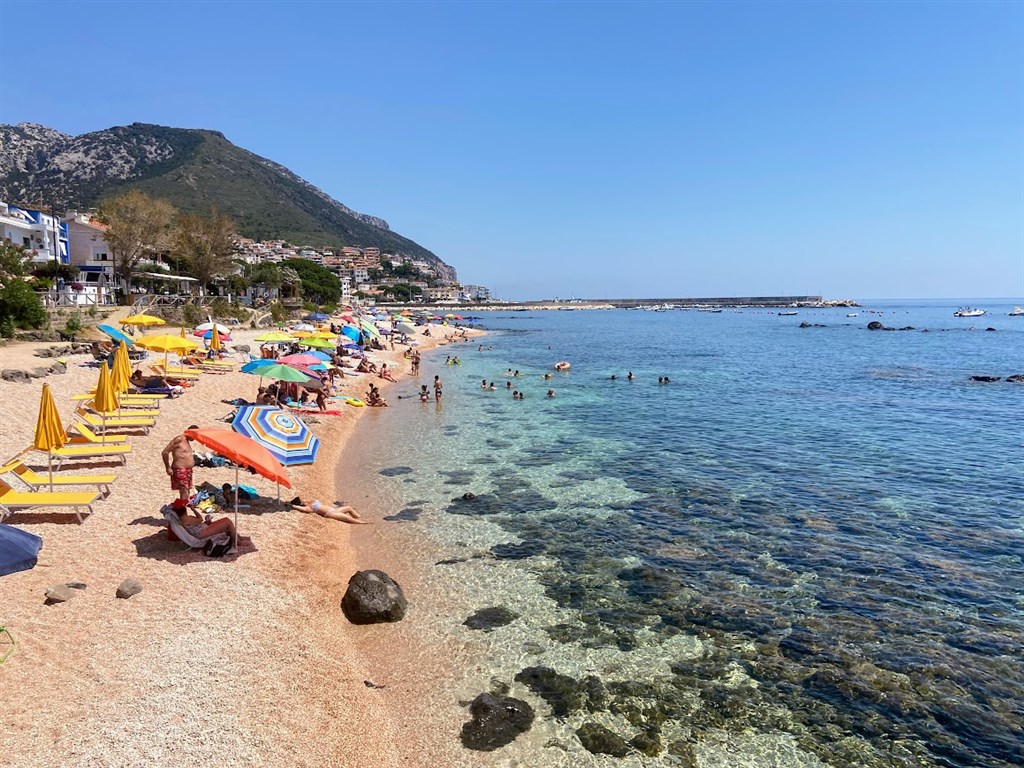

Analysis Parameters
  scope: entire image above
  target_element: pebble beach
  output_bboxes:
[1,317,482,767]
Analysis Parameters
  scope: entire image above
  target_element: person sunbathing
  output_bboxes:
[131,369,184,394]
[291,497,368,524]
[378,363,396,382]
[172,498,240,551]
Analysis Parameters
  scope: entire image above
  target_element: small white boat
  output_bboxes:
[846,313,859,318]
[1010,306,1024,316]
[778,311,798,316]
[954,307,986,318]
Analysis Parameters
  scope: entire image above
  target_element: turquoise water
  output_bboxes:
[350,301,1023,766]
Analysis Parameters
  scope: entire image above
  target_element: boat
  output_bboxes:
[1010,306,1024,316]
[778,311,798,316]
[846,313,859,318]
[954,307,986,318]
[697,308,723,313]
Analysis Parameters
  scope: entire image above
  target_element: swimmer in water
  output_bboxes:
[546,389,555,397]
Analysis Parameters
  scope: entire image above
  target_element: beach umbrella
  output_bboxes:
[299,337,333,350]
[340,325,361,342]
[360,321,380,338]
[33,383,67,489]
[255,331,293,342]
[304,313,329,321]
[97,324,133,346]
[122,313,165,327]
[180,326,187,338]
[279,353,322,367]
[231,406,320,466]
[308,350,332,362]
[290,330,312,339]
[194,329,232,341]
[397,322,417,335]
[241,360,276,374]
[210,325,222,352]
[241,363,310,383]
[184,427,291,527]
[0,523,44,577]
[195,322,232,334]
[91,362,119,439]
[293,323,315,332]
[311,331,337,339]
[112,340,132,395]
[136,333,200,369]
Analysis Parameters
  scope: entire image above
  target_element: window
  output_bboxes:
[23,236,30,247]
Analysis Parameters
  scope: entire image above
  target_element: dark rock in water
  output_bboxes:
[799,322,827,328]
[514,666,586,717]
[985,327,996,332]
[576,722,631,757]
[970,375,1001,382]
[630,728,663,757]
[461,492,476,500]
[583,675,610,712]
[45,584,76,603]
[340,570,407,624]
[463,606,519,632]
[667,740,698,767]
[116,578,143,599]
[1006,374,1024,383]
[382,507,422,522]
[866,321,892,331]
[460,692,535,751]
[898,326,915,331]
[799,321,811,328]
[378,466,414,477]
[491,539,545,560]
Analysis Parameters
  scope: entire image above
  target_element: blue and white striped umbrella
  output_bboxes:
[231,406,320,466]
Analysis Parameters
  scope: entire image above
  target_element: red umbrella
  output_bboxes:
[279,353,323,367]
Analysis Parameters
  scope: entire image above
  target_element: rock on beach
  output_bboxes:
[340,569,407,624]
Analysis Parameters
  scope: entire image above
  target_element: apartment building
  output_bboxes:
[1,201,69,265]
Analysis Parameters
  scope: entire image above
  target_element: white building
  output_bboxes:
[1,201,69,265]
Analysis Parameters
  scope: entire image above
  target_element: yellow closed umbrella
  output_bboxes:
[111,340,131,395]
[122,313,165,327]
[33,383,67,489]
[180,326,188,339]
[210,325,222,352]
[92,362,119,439]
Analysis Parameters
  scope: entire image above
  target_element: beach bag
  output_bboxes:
[203,537,232,558]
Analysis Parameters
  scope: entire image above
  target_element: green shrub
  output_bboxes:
[0,317,15,338]
[64,313,84,337]
[0,279,47,331]
[182,302,203,327]
[87,304,98,318]
[270,301,287,323]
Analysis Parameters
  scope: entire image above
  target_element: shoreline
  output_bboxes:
[2,319,485,767]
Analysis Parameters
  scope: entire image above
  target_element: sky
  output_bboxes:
[1,1,1021,301]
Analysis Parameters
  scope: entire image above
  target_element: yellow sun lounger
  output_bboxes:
[76,408,155,432]
[86,403,161,418]
[68,422,128,445]
[0,460,114,497]
[0,479,100,524]
[150,365,201,380]
[37,443,132,469]
[71,393,163,407]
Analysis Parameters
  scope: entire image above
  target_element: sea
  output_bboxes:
[343,299,1023,767]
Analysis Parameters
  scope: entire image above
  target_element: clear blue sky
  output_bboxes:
[2,1,1021,301]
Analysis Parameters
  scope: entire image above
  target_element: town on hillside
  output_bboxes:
[0,200,494,309]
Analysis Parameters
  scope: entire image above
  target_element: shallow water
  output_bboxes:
[346,301,1024,766]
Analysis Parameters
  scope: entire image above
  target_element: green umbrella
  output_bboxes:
[241,363,311,383]
[299,337,334,350]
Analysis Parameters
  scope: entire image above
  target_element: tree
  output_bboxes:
[97,190,176,304]
[0,241,47,335]
[173,209,235,295]
[280,259,341,304]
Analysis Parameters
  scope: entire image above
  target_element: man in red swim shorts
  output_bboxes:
[162,425,199,502]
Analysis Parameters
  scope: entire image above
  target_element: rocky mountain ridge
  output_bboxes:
[0,122,455,279]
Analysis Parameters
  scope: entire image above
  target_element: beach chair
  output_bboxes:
[67,422,128,445]
[161,505,230,552]
[0,479,99,524]
[76,408,155,432]
[0,459,114,497]
[150,365,201,380]
[84,402,161,418]
[71,392,164,406]
[37,442,132,469]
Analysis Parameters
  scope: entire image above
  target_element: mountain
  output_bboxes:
[0,122,456,280]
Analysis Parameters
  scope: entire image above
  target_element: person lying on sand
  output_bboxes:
[291,498,369,524]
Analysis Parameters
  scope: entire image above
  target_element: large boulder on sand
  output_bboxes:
[340,569,407,624]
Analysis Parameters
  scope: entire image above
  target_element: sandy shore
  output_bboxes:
[1,316,482,767]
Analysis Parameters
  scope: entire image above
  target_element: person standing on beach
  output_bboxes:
[162,425,199,503]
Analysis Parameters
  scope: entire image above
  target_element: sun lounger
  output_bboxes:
[150,365,201,380]
[161,505,230,551]
[71,392,163,406]
[76,408,155,432]
[86,403,161,418]
[67,422,128,445]
[0,479,99,524]
[38,443,132,469]
[0,460,114,497]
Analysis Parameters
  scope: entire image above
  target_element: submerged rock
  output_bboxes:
[340,570,407,624]
[460,692,534,751]
[514,666,586,717]
[463,606,519,632]
[970,375,1001,382]
[576,722,631,757]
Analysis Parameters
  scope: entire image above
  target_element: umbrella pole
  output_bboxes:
[234,464,240,531]
[48,451,54,491]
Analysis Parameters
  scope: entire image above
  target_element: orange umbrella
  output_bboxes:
[183,428,291,527]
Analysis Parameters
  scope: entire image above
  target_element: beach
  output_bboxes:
[1,318,482,767]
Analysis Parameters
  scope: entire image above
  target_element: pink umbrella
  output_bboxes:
[279,353,323,367]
